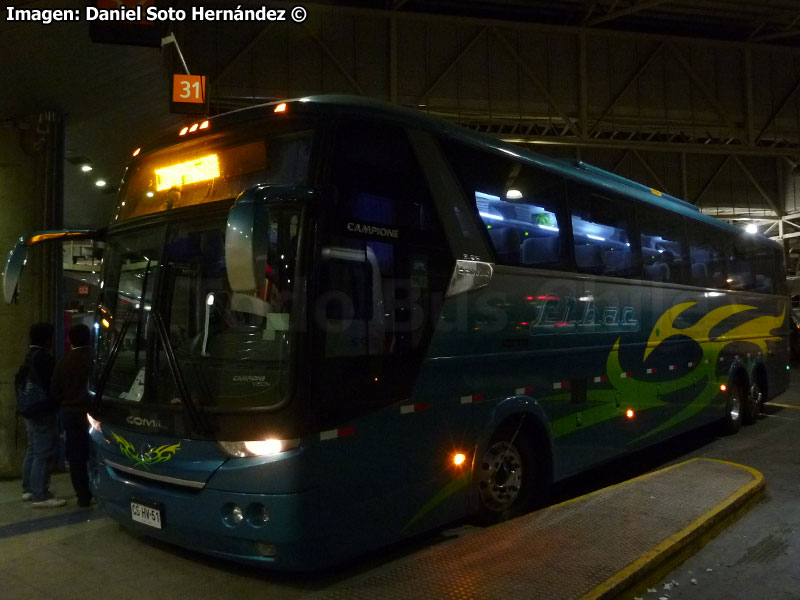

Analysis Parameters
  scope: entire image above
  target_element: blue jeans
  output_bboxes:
[22,413,58,501]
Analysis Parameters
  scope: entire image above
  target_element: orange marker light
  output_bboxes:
[274,102,287,113]
[719,384,727,392]
[626,409,634,419]
[179,126,189,136]
[453,453,466,466]
[189,123,199,133]
[101,318,110,329]
[132,147,141,157]
[199,120,209,130]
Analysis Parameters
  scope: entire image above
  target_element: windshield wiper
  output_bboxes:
[93,309,136,413]
[151,309,211,435]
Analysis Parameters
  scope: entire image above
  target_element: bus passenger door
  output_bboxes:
[308,118,454,539]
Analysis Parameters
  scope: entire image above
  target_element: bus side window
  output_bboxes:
[637,206,689,285]
[687,223,727,289]
[774,245,788,295]
[439,141,568,270]
[569,186,636,278]
[732,237,776,294]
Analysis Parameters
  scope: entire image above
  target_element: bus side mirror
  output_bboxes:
[3,241,30,304]
[4,229,96,304]
[224,202,268,293]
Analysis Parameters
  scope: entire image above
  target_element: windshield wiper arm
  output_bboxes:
[93,310,136,412]
[151,309,210,435]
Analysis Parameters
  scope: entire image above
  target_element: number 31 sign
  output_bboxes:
[171,74,208,114]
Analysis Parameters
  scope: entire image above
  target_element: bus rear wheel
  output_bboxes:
[742,378,763,425]
[477,428,535,524]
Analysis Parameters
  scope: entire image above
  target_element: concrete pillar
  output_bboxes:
[0,113,61,477]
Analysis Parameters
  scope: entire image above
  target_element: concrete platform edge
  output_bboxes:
[581,458,765,600]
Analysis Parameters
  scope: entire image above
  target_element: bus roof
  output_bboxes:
[139,94,774,244]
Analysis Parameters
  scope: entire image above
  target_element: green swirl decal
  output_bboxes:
[113,433,181,469]
[607,301,785,441]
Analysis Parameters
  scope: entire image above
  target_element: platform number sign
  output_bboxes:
[170,74,208,114]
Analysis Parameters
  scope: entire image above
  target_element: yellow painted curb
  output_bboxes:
[765,402,800,410]
[580,458,764,600]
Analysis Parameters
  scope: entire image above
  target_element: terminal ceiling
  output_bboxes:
[5,0,800,248]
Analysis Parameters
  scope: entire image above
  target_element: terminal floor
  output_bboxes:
[2,375,800,599]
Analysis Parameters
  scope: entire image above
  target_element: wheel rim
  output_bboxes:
[750,382,762,409]
[730,388,741,421]
[478,440,523,512]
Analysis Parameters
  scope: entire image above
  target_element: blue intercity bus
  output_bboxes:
[4,96,789,570]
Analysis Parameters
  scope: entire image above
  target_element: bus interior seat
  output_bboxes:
[488,227,521,263]
[755,274,772,293]
[574,240,603,273]
[644,263,670,282]
[522,236,559,266]
[691,262,708,283]
[603,244,631,275]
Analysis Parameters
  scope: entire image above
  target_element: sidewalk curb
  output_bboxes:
[583,458,765,600]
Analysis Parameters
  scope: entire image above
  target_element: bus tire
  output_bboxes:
[721,378,745,435]
[476,426,536,524]
[742,377,763,425]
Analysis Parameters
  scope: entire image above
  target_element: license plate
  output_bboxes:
[131,501,162,529]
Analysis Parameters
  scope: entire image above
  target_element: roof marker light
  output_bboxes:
[274,102,288,113]
[179,126,189,136]
[189,123,199,133]
[199,120,209,130]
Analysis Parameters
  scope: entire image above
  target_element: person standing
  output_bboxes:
[51,323,93,507]
[20,322,66,508]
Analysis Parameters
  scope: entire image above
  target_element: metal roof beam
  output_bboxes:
[584,0,672,27]
[693,155,731,205]
[304,24,365,95]
[632,149,668,193]
[666,41,738,135]
[589,41,665,136]
[490,26,582,138]
[732,155,781,216]
[417,27,488,105]
[755,73,800,144]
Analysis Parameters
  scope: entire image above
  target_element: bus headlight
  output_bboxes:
[218,438,300,458]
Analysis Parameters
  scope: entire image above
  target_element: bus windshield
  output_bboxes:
[95,209,300,414]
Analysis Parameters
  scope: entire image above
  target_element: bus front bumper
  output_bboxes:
[89,455,332,570]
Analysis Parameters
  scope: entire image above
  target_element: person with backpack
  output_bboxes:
[17,322,66,508]
[51,323,93,507]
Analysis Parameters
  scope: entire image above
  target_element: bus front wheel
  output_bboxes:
[477,427,535,524]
